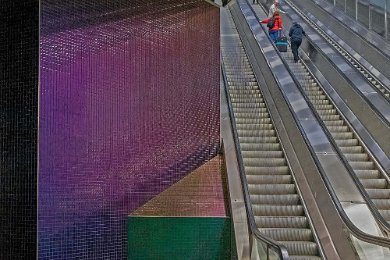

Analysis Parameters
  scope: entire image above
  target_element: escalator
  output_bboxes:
[255,0,390,229]
[256,0,390,155]
[284,0,390,101]
[222,0,390,258]
[221,9,323,259]
[278,50,390,229]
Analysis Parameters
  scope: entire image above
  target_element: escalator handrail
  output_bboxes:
[243,0,390,248]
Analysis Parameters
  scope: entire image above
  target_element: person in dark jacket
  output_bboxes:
[261,11,283,42]
[288,21,306,62]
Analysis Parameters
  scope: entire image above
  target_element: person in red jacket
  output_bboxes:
[261,11,282,42]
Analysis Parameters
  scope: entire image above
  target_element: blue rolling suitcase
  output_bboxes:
[275,36,288,52]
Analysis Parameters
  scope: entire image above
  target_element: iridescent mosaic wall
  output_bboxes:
[1,1,38,259]
[39,0,220,258]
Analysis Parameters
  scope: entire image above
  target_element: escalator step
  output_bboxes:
[303,86,320,91]
[252,205,304,216]
[343,153,369,161]
[228,89,260,94]
[289,256,322,260]
[233,102,265,108]
[237,129,275,137]
[243,158,286,167]
[228,84,258,89]
[227,75,256,80]
[259,228,314,241]
[354,169,380,179]
[316,109,337,115]
[224,71,253,75]
[248,184,296,195]
[313,104,333,110]
[250,194,300,205]
[372,199,390,209]
[360,179,387,189]
[240,136,278,144]
[330,132,354,139]
[255,216,308,228]
[240,143,281,151]
[328,125,349,132]
[306,91,323,96]
[310,99,330,105]
[245,166,290,175]
[366,189,390,199]
[281,241,319,256]
[294,72,310,77]
[378,210,390,221]
[241,150,283,158]
[234,113,265,119]
[233,107,268,113]
[335,139,359,146]
[236,116,272,125]
[236,119,269,126]
[246,175,292,184]
[339,146,363,153]
[322,118,344,126]
[231,93,262,99]
[307,94,327,100]
[239,136,277,143]
[349,161,375,169]
[231,97,263,103]
[236,122,273,128]
[237,125,273,131]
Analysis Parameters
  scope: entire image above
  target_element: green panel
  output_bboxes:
[128,217,232,259]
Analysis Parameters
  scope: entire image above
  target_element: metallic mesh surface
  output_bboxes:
[39,0,220,259]
[0,1,38,259]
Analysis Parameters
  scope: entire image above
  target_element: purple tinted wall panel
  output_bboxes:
[39,0,220,259]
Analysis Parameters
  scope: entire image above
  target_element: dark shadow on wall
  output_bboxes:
[0,1,38,259]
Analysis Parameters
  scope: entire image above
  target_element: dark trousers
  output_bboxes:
[290,38,302,62]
